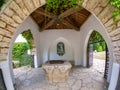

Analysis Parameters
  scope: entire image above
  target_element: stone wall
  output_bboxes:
[0,0,46,61]
[83,0,120,63]
[0,0,119,63]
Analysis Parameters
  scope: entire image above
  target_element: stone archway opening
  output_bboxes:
[10,29,37,89]
[87,31,109,80]
[12,33,28,68]
[12,30,36,67]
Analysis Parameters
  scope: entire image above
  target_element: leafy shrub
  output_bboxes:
[89,31,106,52]
[93,42,106,52]
[93,43,99,51]
[97,46,103,52]
[12,42,32,67]
[101,42,106,51]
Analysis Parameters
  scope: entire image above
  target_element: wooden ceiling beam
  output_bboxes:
[36,17,45,24]
[58,8,82,19]
[65,17,76,26]
[35,8,56,18]
[75,13,88,18]
[62,19,79,31]
[65,17,81,28]
[35,7,88,31]
[40,19,55,31]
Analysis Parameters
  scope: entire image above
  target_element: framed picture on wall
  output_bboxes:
[57,42,65,56]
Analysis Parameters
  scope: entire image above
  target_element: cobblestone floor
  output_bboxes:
[14,59,106,90]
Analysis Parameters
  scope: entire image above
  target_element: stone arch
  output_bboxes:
[48,37,74,63]
[82,0,120,64]
[8,16,40,83]
[0,0,46,61]
[0,1,46,89]
[9,16,41,66]
[0,0,120,89]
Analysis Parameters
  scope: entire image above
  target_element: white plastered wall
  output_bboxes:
[39,29,81,65]
[49,37,74,61]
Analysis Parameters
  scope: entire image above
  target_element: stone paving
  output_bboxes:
[14,59,107,90]
[92,58,105,75]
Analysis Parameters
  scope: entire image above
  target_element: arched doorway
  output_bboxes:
[12,30,36,68]
[87,31,109,79]
[81,14,114,82]
[8,16,41,85]
[10,29,37,88]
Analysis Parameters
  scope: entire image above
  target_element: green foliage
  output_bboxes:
[93,42,106,52]
[0,0,4,9]
[110,0,120,20]
[12,42,32,67]
[12,42,29,59]
[19,53,32,67]
[89,31,104,43]
[21,30,33,49]
[97,46,103,52]
[101,42,106,50]
[89,31,106,52]
[45,0,83,14]
[93,43,100,51]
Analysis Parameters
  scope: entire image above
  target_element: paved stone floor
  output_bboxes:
[14,59,107,90]
[93,58,105,75]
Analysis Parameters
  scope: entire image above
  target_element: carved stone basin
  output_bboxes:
[47,60,64,64]
[42,60,72,83]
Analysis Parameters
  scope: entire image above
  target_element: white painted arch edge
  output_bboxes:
[80,14,114,82]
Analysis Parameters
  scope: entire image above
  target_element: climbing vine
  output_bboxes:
[45,0,83,15]
[21,30,33,49]
[0,0,4,9]
[110,0,120,21]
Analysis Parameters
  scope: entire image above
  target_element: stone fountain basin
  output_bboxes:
[47,60,64,64]
[42,60,72,83]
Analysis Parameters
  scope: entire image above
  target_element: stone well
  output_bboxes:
[42,60,72,83]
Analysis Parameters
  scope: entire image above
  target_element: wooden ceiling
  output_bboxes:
[31,6,91,32]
